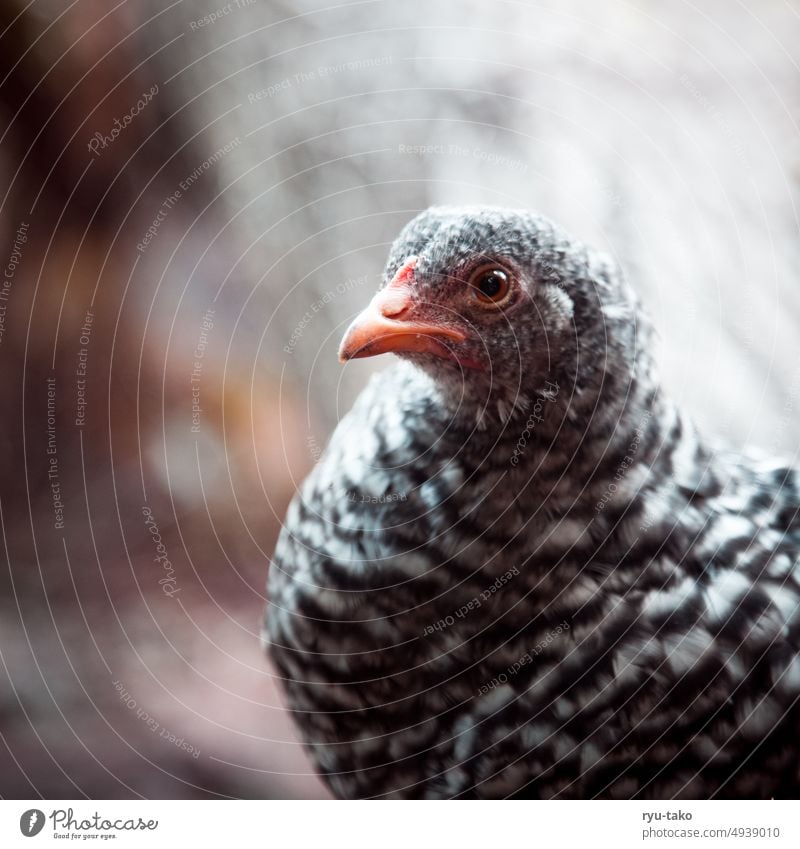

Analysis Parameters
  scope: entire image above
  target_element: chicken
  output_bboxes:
[265,206,800,798]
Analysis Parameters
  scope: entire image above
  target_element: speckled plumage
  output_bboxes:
[265,206,800,798]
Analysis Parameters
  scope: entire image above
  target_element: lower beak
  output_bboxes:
[338,289,466,362]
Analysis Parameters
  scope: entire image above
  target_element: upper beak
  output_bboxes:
[338,264,466,363]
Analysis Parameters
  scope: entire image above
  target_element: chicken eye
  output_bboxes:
[470,266,511,305]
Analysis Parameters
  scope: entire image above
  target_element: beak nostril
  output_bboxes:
[377,287,413,318]
[379,255,418,318]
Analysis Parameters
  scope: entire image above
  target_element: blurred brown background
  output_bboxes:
[0,0,798,798]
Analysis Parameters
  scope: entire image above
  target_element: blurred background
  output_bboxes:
[0,0,798,798]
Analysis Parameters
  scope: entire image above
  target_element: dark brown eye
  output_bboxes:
[470,265,511,306]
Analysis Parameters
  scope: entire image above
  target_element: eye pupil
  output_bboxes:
[479,273,503,297]
[468,264,511,305]
[473,268,509,303]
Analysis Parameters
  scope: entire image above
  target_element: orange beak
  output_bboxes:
[338,258,466,363]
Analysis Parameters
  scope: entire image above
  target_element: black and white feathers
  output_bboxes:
[265,206,800,798]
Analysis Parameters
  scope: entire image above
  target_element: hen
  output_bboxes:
[265,206,800,799]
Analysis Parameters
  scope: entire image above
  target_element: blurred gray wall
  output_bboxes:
[164,0,800,453]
